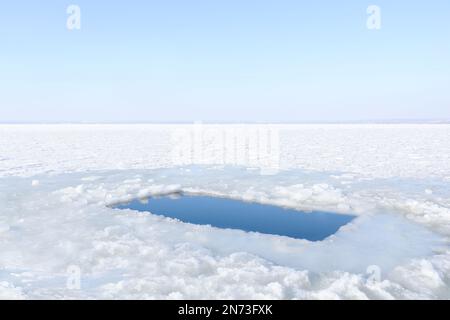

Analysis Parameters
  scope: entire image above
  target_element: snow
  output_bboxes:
[0,124,449,299]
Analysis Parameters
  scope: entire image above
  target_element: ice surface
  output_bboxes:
[0,124,449,299]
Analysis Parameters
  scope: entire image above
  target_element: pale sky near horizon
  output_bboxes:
[1,0,449,123]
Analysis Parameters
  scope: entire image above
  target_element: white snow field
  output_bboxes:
[0,124,450,299]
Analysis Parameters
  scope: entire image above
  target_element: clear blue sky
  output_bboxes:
[1,0,449,122]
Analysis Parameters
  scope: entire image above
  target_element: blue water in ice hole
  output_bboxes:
[114,194,356,241]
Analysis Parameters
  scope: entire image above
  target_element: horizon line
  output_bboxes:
[1,119,450,125]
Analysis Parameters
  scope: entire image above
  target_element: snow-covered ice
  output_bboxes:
[0,124,449,299]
